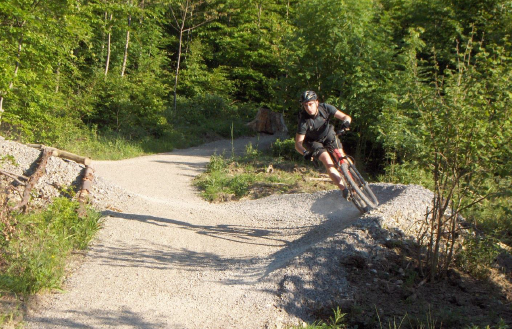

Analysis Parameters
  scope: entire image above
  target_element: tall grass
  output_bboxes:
[193,141,337,202]
[0,198,102,294]
[300,308,347,328]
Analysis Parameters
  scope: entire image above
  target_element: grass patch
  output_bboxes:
[194,142,335,202]
[0,197,102,295]
[297,307,347,328]
[52,116,254,161]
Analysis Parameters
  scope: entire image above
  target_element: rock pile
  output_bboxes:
[0,137,129,211]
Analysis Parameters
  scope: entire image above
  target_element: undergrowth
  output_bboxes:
[194,141,333,202]
[0,197,102,295]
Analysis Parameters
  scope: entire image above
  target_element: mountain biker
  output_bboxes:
[295,90,352,199]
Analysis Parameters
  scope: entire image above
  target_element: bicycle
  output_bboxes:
[328,128,379,213]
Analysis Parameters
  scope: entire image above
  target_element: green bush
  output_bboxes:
[206,154,229,173]
[456,235,500,279]
[0,198,102,294]
[465,191,512,246]
[377,160,433,189]
[271,137,301,161]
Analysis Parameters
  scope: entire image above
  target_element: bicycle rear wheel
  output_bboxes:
[340,162,379,211]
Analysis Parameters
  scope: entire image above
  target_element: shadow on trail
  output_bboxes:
[27,307,169,329]
[91,240,259,271]
[251,191,361,281]
[102,210,309,247]
[98,185,404,285]
[100,206,355,281]
[151,159,208,173]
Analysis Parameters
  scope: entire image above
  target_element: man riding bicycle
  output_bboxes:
[294,90,352,199]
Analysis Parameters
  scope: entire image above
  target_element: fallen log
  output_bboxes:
[77,165,95,217]
[27,144,92,166]
[0,169,28,185]
[78,165,94,202]
[12,147,53,212]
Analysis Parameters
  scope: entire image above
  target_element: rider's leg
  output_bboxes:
[317,151,346,191]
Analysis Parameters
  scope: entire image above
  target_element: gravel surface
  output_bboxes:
[1,135,434,328]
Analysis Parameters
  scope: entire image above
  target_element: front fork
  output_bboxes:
[330,148,353,200]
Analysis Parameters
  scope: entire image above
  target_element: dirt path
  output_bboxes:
[25,135,361,329]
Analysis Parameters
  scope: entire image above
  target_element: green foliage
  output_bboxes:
[198,0,291,103]
[0,198,102,294]
[456,235,500,279]
[206,154,229,173]
[465,189,512,245]
[179,39,235,99]
[378,160,433,188]
[195,154,256,201]
[173,94,254,143]
[84,71,169,138]
[194,148,328,202]
[175,93,237,123]
[378,25,512,279]
[271,137,301,161]
[296,307,347,329]
[55,128,148,160]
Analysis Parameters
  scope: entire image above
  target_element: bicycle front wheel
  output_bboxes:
[340,162,379,210]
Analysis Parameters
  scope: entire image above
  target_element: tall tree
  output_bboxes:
[167,0,217,112]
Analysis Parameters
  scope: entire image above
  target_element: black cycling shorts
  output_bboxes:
[304,126,341,159]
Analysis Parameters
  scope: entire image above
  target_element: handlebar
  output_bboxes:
[336,127,350,136]
[336,120,351,136]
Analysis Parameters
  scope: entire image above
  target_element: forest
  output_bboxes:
[1,0,511,247]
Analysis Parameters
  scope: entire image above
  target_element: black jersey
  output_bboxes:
[296,103,337,141]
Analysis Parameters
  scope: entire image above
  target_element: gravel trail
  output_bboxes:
[14,134,432,329]
[22,134,364,329]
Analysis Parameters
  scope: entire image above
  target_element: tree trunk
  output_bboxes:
[257,2,262,28]
[105,13,113,77]
[55,63,60,93]
[173,28,184,112]
[121,15,131,77]
[0,97,4,120]
[173,2,189,113]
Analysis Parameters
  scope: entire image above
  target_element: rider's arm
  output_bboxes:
[334,110,351,124]
[295,133,308,155]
